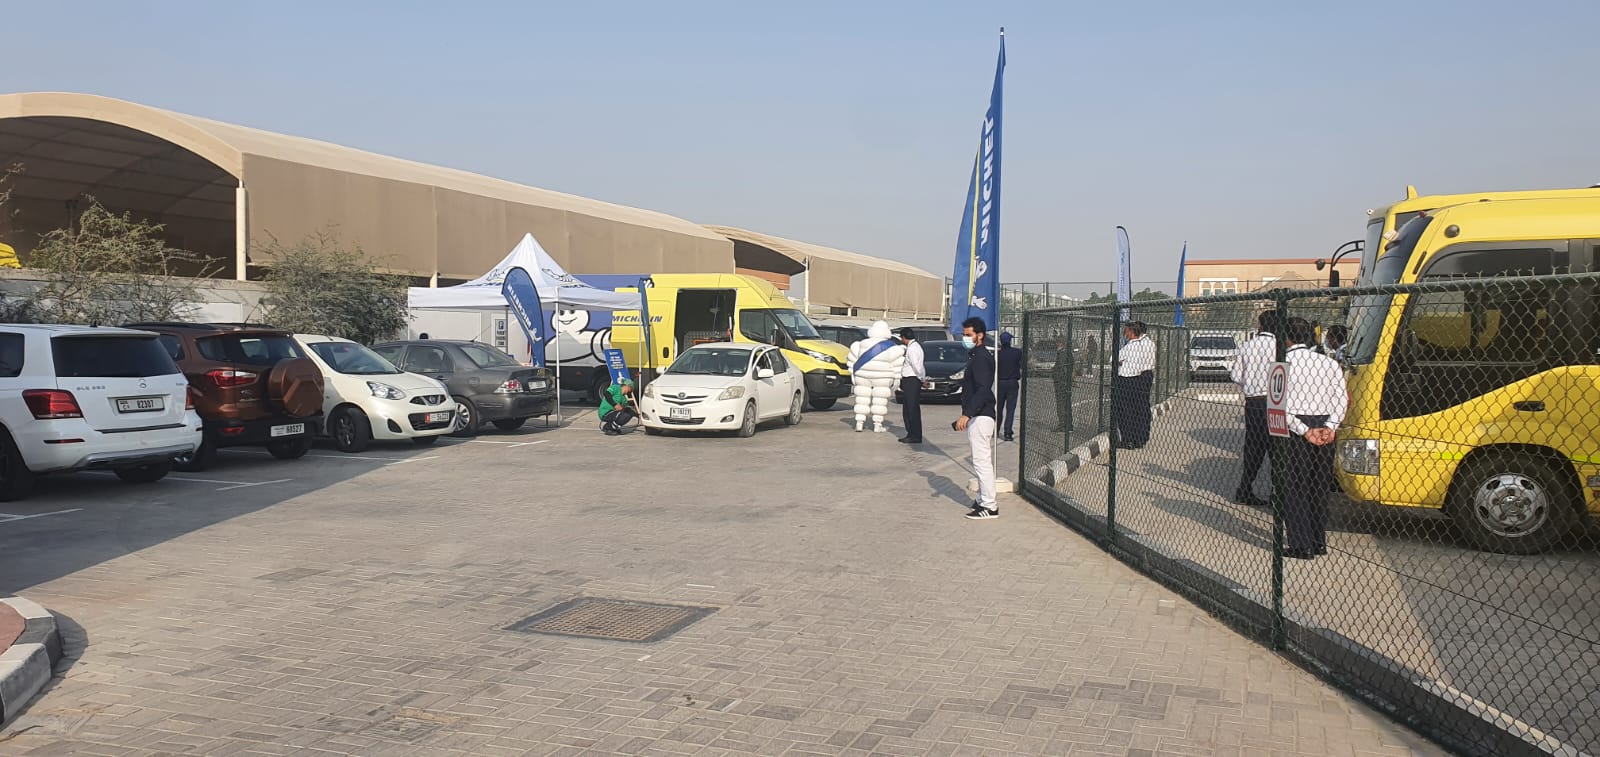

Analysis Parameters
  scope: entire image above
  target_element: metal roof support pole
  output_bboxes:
[234,183,248,281]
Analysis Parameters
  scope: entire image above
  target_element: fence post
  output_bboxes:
[1269,290,1290,650]
[1107,306,1123,544]
[1018,310,1031,486]
[1064,315,1075,441]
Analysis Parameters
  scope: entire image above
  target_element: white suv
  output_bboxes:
[294,335,455,452]
[0,325,203,499]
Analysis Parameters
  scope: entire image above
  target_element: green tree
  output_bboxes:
[257,231,408,344]
[26,201,212,325]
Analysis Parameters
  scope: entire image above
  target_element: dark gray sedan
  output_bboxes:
[372,340,556,436]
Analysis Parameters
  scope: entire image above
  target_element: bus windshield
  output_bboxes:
[1347,215,1431,364]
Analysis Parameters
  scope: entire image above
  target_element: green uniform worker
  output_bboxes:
[598,378,636,435]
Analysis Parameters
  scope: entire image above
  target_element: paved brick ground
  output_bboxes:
[0,402,1440,756]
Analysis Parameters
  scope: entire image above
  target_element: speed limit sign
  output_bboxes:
[1266,362,1290,438]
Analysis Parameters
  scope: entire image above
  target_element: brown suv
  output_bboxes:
[128,323,324,471]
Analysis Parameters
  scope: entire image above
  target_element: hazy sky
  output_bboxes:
[4,1,1597,289]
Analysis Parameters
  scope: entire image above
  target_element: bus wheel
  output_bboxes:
[1449,452,1579,554]
[807,396,837,411]
[588,374,609,404]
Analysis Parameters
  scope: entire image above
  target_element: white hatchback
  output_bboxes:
[0,324,202,499]
[295,335,456,451]
[639,342,804,437]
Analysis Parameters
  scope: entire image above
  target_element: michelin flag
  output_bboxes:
[501,266,546,368]
[948,30,1006,335]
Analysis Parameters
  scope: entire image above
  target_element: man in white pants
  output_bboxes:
[846,321,906,433]
[955,316,999,519]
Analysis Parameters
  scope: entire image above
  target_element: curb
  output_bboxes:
[1034,392,1186,488]
[0,596,62,727]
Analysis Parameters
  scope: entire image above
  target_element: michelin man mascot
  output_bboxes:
[846,321,907,433]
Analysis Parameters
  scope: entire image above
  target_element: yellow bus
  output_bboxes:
[1354,185,1600,287]
[1337,197,1600,553]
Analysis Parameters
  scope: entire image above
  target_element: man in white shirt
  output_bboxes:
[1112,321,1156,450]
[1231,310,1281,508]
[897,327,926,444]
[1280,317,1348,560]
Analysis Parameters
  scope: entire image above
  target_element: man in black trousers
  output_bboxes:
[1111,321,1155,450]
[1231,310,1279,508]
[996,331,1023,442]
[897,327,925,444]
[1280,317,1348,559]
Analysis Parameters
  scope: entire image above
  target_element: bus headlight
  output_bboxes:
[1339,439,1380,476]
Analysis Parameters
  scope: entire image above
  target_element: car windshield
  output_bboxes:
[1190,336,1237,351]
[924,344,969,363]
[764,309,823,340]
[196,334,305,366]
[309,341,401,375]
[52,336,178,378]
[667,347,753,376]
[458,343,520,368]
[1347,214,1432,364]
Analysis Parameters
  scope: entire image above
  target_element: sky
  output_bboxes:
[3,0,1598,291]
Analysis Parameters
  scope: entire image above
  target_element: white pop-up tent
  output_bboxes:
[408,233,648,422]
[408,233,639,311]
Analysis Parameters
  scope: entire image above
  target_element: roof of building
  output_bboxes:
[705,225,943,317]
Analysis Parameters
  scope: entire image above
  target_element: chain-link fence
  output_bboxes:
[1018,273,1600,757]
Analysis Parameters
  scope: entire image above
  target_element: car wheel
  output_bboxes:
[332,407,372,453]
[0,428,36,502]
[412,435,440,446]
[1449,452,1579,554]
[174,432,218,472]
[807,396,837,411]
[737,401,757,438]
[784,393,802,426]
[114,462,171,484]
[492,418,527,432]
[266,435,313,460]
[451,396,479,438]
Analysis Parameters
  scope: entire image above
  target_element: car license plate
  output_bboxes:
[528,380,549,390]
[115,397,164,413]
[270,423,306,438]
[426,411,451,424]
[670,407,690,420]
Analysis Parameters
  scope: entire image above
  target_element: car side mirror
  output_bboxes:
[756,367,775,379]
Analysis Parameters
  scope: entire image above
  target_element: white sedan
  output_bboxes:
[639,343,804,437]
[295,335,456,451]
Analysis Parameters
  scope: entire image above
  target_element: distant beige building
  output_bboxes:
[1183,257,1358,296]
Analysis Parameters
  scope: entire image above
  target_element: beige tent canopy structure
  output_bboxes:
[705,225,944,320]
[0,92,732,282]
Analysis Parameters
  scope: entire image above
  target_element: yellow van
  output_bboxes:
[1356,185,1600,287]
[609,274,852,409]
[1337,197,1600,553]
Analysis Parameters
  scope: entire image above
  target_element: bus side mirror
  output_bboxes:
[1328,269,1341,287]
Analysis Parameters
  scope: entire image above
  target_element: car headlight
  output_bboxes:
[643,383,655,398]
[367,381,405,400]
[718,386,746,401]
[1339,438,1380,476]
[949,369,965,381]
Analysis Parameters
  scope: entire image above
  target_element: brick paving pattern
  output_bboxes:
[0,404,1440,755]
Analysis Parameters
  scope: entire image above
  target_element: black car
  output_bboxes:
[896,340,972,403]
[372,340,556,436]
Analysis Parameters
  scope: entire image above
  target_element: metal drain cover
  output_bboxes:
[508,597,715,642]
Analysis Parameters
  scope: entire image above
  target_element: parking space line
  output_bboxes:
[216,478,294,491]
[222,449,410,463]
[0,509,82,524]
[383,456,439,466]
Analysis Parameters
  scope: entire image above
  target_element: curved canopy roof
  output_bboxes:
[705,225,943,317]
[0,92,732,278]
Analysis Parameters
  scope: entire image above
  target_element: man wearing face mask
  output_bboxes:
[954,317,999,520]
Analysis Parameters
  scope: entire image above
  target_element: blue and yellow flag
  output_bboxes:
[949,32,1005,336]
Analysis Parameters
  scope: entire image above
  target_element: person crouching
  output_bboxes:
[599,378,637,435]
